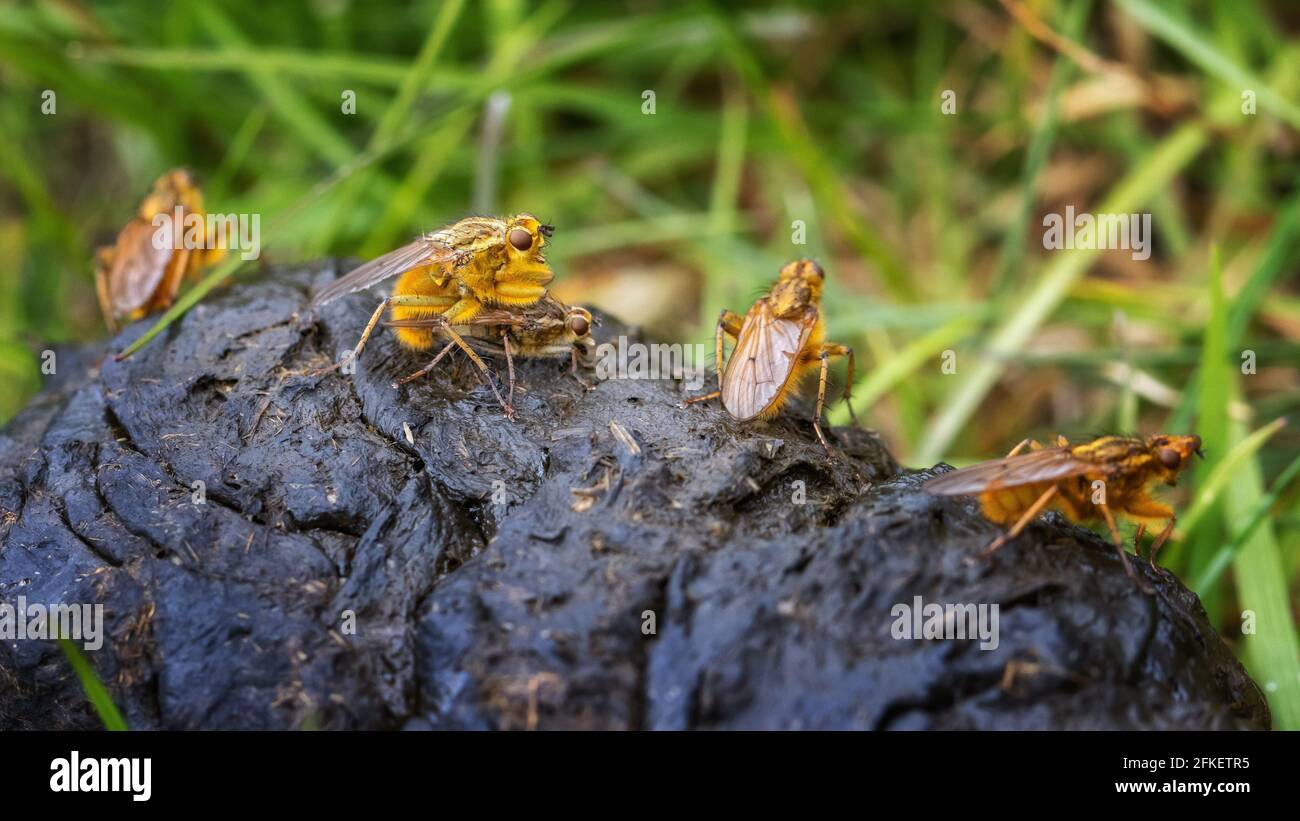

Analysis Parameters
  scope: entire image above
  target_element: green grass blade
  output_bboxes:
[708,85,748,237]
[828,314,978,428]
[361,0,567,254]
[990,0,1089,297]
[712,13,913,301]
[916,124,1208,465]
[376,0,465,145]
[1115,0,1300,130]
[58,638,128,731]
[115,254,248,359]
[1167,191,1300,432]
[1182,247,1230,589]
[1227,194,1300,347]
[316,0,466,245]
[71,45,416,86]
[1174,415,1287,544]
[193,4,356,167]
[1193,451,1300,595]
[1223,413,1300,729]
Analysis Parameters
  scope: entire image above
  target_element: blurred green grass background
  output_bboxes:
[1,0,1298,727]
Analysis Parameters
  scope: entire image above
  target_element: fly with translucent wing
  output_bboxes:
[923,434,1204,591]
[685,258,855,455]
[95,169,225,332]
[383,294,596,417]
[309,214,556,373]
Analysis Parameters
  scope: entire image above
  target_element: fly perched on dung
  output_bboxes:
[923,434,1205,592]
[309,214,557,373]
[383,294,595,417]
[685,258,855,456]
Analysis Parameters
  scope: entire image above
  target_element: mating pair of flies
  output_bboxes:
[306,212,594,417]
[97,175,1201,585]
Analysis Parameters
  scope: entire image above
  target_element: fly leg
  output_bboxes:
[570,347,593,390]
[812,344,855,457]
[1121,492,1177,577]
[1005,439,1034,458]
[713,310,744,393]
[439,297,483,325]
[685,309,742,407]
[822,342,857,424]
[1099,503,1153,594]
[1147,518,1176,572]
[393,324,511,418]
[714,313,726,394]
[501,330,516,410]
[683,391,720,405]
[975,485,1058,561]
[812,349,836,456]
[308,293,457,376]
[812,351,834,456]
[392,338,457,387]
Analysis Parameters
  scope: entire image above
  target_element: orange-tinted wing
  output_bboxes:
[384,297,566,330]
[720,301,815,422]
[383,312,534,357]
[108,219,174,315]
[311,239,463,307]
[384,309,533,330]
[923,447,1113,496]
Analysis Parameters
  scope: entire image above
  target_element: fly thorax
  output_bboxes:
[457,258,497,299]
[769,281,811,316]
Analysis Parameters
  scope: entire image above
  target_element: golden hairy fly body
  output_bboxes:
[743,310,827,422]
[686,258,855,456]
[310,213,557,374]
[980,481,1062,526]
[423,216,554,308]
[387,295,594,361]
[95,169,224,331]
[389,268,458,350]
[382,295,596,416]
[925,434,1205,591]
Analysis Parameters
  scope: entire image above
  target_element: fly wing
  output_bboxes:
[923,448,1109,496]
[382,314,516,355]
[382,317,450,329]
[310,239,462,307]
[383,308,531,329]
[721,303,813,422]
[385,295,569,330]
[109,219,174,314]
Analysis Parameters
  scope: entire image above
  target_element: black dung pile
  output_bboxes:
[0,264,1269,729]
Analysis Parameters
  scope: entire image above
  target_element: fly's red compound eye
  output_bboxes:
[508,227,533,251]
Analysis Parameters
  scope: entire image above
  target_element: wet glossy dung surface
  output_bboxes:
[0,264,1268,729]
